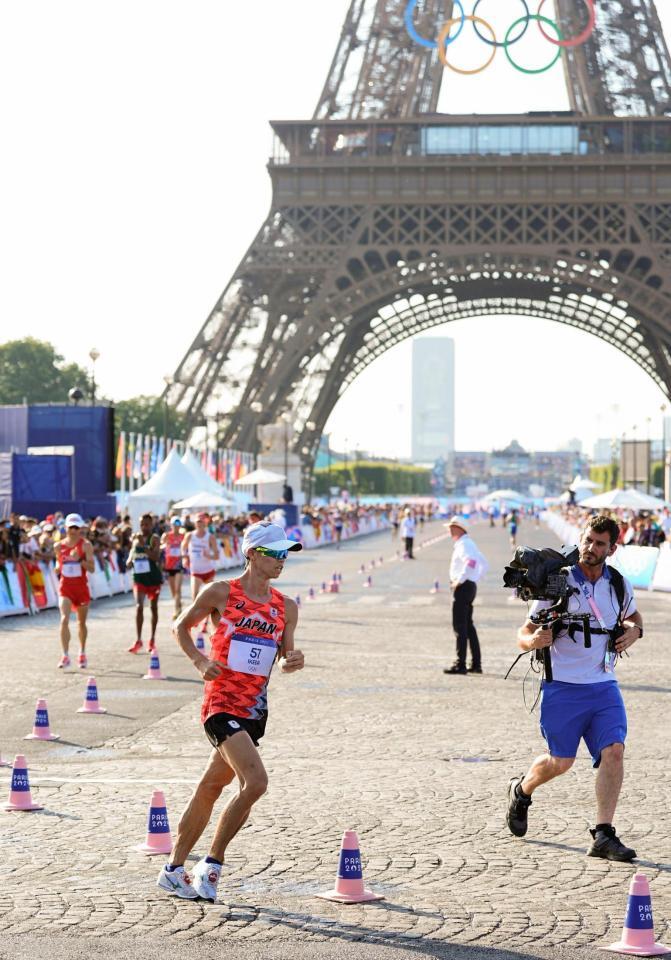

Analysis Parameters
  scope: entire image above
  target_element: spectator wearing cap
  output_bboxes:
[444,516,488,676]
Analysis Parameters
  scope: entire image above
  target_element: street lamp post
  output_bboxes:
[662,403,668,500]
[89,348,100,404]
[162,374,174,453]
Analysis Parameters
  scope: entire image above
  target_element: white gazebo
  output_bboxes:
[128,449,202,521]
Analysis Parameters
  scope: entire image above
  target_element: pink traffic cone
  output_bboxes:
[24,699,60,741]
[602,873,670,955]
[143,650,165,680]
[135,789,173,855]
[338,573,343,583]
[358,564,365,574]
[308,587,315,600]
[363,575,372,588]
[77,677,107,714]
[316,830,383,904]
[370,560,376,569]
[195,633,206,651]
[430,580,440,594]
[5,755,43,811]
[329,579,340,593]
[378,556,383,564]
[295,595,301,607]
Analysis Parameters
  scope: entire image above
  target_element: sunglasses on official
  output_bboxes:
[253,546,289,560]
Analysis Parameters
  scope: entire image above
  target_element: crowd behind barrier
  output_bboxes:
[0,502,425,619]
[542,509,671,593]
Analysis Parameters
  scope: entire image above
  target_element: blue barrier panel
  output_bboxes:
[607,545,659,589]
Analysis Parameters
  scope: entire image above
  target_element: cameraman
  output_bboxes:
[506,515,643,861]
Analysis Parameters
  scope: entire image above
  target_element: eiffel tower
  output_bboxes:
[167,1,671,486]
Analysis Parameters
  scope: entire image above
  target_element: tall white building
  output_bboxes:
[411,338,455,463]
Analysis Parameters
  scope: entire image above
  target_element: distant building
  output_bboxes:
[411,338,455,464]
[453,440,587,496]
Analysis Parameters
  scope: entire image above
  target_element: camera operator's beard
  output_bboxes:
[580,549,602,567]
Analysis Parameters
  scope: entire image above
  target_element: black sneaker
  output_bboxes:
[467,664,483,674]
[506,776,532,837]
[587,827,636,862]
[443,663,467,675]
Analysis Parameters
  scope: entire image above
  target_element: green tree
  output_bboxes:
[113,394,190,444]
[0,338,90,404]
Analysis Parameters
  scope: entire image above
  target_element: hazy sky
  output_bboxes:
[2,1,671,458]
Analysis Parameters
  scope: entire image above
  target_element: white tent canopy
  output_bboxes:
[173,491,235,510]
[234,468,286,486]
[482,488,530,504]
[128,449,203,521]
[579,488,668,511]
[570,474,600,492]
[181,450,222,494]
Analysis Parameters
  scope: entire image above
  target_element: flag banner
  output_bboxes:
[134,433,143,480]
[150,435,158,476]
[115,432,125,480]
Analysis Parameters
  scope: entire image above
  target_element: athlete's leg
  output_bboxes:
[169,749,236,866]
[521,754,574,794]
[208,732,268,862]
[149,595,159,643]
[174,572,183,616]
[190,575,201,602]
[59,597,72,655]
[135,589,145,642]
[451,583,471,669]
[595,742,625,824]
[76,604,88,653]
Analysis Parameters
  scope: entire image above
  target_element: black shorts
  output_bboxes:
[203,712,267,748]
[164,566,184,577]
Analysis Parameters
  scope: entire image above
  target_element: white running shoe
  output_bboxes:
[58,655,71,669]
[156,864,199,900]
[191,858,222,902]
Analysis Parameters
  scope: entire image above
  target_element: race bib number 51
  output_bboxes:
[227,633,278,677]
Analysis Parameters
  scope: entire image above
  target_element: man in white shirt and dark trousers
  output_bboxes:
[444,516,488,675]
[400,508,416,559]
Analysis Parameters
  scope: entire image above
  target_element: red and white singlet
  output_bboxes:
[58,539,91,608]
[202,579,286,722]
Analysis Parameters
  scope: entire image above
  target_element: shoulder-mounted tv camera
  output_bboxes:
[503,544,590,683]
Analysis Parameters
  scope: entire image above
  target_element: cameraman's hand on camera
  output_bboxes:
[615,620,642,654]
[531,624,553,650]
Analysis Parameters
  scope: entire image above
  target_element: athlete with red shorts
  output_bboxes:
[55,514,95,670]
[156,520,304,902]
[128,514,162,654]
[161,517,185,618]
[182,514,219,600]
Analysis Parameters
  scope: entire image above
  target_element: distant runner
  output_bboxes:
[128,514,162,654]
[161,517,185,618]
[156,521,304,902]
[54,513,95,669]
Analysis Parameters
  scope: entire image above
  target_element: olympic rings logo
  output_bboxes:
[404,0,596,75]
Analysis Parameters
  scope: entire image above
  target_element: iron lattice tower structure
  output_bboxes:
[168,1,671,483]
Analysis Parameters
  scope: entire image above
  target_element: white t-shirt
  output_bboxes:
[400,516,416,538]
[530,566,636,684]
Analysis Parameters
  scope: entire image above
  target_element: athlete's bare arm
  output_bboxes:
[208,534,219,560]
[278,596,304,673]
[181,531,192,565]
[174,581,232,680]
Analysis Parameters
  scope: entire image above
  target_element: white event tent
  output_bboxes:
[128,449,203,521]
[181,450,222,495]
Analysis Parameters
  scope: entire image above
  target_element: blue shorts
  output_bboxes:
[539,681,627,768]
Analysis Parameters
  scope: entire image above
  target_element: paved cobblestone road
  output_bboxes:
[1,519,669,960]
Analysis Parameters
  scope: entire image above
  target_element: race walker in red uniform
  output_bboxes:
[54,513,95,670]
[156,521,304,902]
[160,517,185,618]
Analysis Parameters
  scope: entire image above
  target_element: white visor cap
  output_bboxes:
[65,513,86,528]
[241,521,303,558]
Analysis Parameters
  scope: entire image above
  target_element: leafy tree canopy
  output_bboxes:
[0,337,90,404]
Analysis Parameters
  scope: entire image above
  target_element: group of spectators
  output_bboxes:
[0,501,431,575]
[548,503,671,548]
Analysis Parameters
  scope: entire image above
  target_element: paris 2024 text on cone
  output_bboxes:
[316,830,383,904]
[24,698,60,741]
[5,755,44,812]
[602,872,670,956]
[135,789,173,855]
[77,677,107,714]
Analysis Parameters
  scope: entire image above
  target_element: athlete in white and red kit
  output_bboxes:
[54,513,95,669]
[182,514,219,601]
[156,521,304,902]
